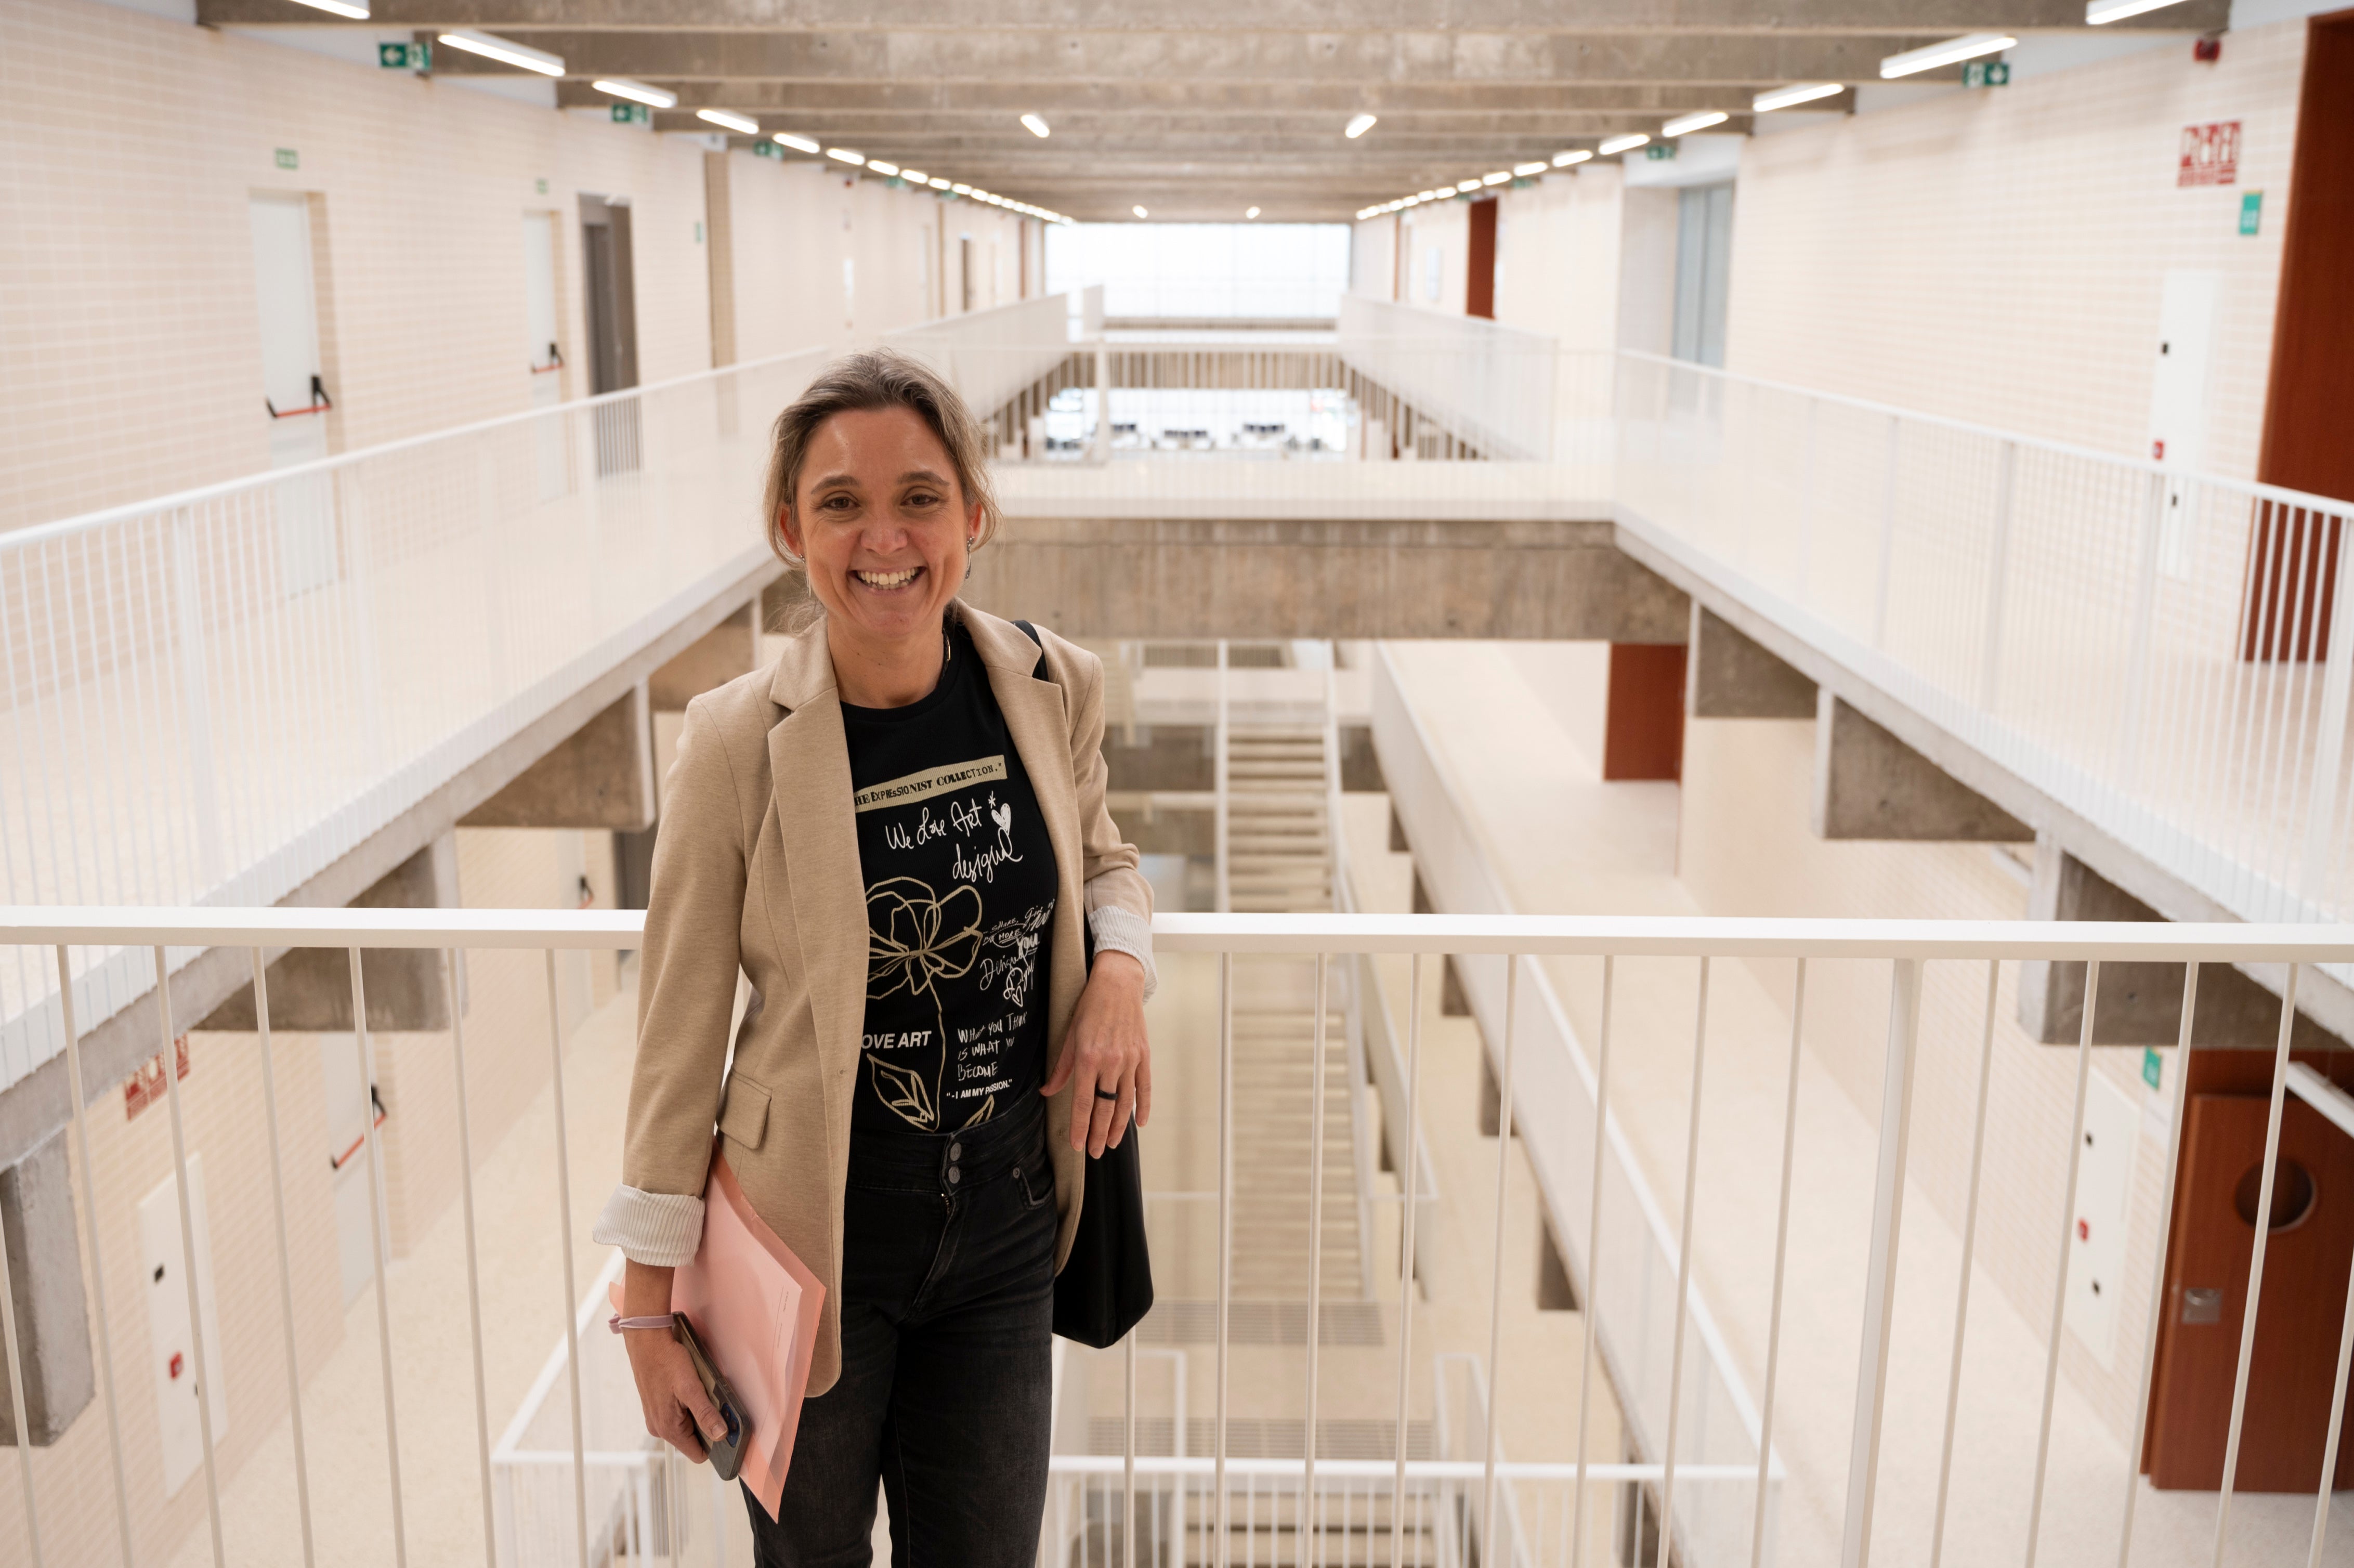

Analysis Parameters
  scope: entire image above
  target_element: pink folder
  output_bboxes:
[611,1147,825,1520]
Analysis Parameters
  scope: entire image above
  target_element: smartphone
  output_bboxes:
[671,1312,750,1482]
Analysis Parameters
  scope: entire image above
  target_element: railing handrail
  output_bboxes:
[1340,294,1563,355]
[11,905,2354,961]
[1617,347,2352,516]
[0,342,835,550]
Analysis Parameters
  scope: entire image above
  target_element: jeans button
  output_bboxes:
[947,1166,961,1186]
[950,1142,963,1160]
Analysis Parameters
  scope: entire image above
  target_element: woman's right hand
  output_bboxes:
[620,1261,728,1462]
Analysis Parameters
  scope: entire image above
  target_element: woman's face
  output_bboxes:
[781,406,979,647]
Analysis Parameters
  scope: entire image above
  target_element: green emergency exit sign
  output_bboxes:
[1644,142,1677,161]
[274,148,298,169]
[377,40,429,70]
[611,102,650,125]
[2240,191,2263,236]
[1963,60,2011,87]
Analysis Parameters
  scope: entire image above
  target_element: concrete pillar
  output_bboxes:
[1091,340,1111,463]
[2018,842,2347,1050]
[200,837,460,1031]
[649,602,756,710]
[462,684,656,832]
[1811,692,2032,843]
[0,1133,93,1446]
[1686,605,1816,719]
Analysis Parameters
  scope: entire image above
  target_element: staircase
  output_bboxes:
[1223,725,1335,914]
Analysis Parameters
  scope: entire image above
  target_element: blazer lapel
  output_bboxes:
[976,618,1089,1067]
[764,628,868,1142]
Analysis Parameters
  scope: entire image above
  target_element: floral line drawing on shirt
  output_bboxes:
[865,876,983,1131]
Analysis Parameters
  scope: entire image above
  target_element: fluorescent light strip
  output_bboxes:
[1752,81,1844,112]
[1481,171,1510,186]
[1246,206,1260,218]
[828,147,867,164]
[437,29,565,76]
[900,169,927,184]
[773,133,820,154]
[866,159,900,176]
[1553,150,1593,166]
[2087,0,2190,19]
[952,182,973,193]
[1133,205,1149,218]
[1879,32,2014,78]
[1345,113,1378,139]
[1662,110,1730,137]
[1513,161,1548,177]
[594,78,676,109]
[1021,113,1052,138]
[698,108,760,135]
[289,0,369,17]
[928,177,952,190]
[1598,132,1650,155]
[1456,179,1481,192]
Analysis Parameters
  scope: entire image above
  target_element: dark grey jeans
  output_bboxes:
[747,1095,1057,1566]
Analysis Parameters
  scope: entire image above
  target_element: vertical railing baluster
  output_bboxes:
[1749,960,1808,1568]
[1479,957,1519,1559]
[1927,961,1999,1568]
[2116,964,2199,1568]
[1839,956,1924,1568]
[1392,954,1424,1568]
[2212,964,2301,1564]
[449,948,500,1568]
[251,950,318,1568]
[348,947,409,1568]
[1656,958,1712,1567]
[1217,948,1233,1567]
[1568,956,1614,1568]
[543,950,593,1568]
[160,948,228,1568]
[1124,1329,1138,1568]
[2022,960,2101,1568]
[2307,1213,2354,1568]
[1305,953,1329,1563]
[54,947,137,1568]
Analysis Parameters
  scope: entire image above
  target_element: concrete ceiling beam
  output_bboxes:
[415,29,1980,83]
[198,0,2228,32]
[551,80,1780,113]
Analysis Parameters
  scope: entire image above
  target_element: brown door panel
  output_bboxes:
[2147,1094,2354,1492]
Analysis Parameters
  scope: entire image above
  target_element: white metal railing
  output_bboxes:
[0,348,828,1090]
[885,291,1083,429]
[2,907,2350,1568]
[1613,351,2354,943]
[1336,297,1563,462]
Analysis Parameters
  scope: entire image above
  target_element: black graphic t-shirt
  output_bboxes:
[841,618,1058,1136]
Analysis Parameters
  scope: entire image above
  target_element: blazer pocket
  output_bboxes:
[717,1076,770,1152]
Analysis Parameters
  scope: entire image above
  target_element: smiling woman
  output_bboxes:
[596,349,1156,1564]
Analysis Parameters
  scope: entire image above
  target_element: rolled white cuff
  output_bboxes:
[593,1185,704,1268]
[1088,904,1157,1001]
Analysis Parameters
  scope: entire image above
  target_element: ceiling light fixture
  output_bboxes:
[594,79,676,109]
[1246,206,1261,218]
[1879,32,2015,79]
[900,168,928,184]
[1456,179,1481,192]
[2086,0,2189,19]
[866,159,900,176]
[928,177,952,190]
[1132,205,1149,218]
[1481,170,1511,186]
[828,147,867,165]
[1553,150,1594,166]
[1021,113,1052,138]
[436,29,564,76]
[1344,113,1378,139]
[952,182,973,193]
[698,108,761,135]
[1751,81,1845,112]
[1598,133,1650,155]
[1662,110,1731,137]
[773,132,821,154]
[1512,161,1548,177]
[290,0,370,18]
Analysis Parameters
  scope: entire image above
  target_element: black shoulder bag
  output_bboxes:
[1013,619,1156,1348]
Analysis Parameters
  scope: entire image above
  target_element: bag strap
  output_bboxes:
[1012,618,1049,682]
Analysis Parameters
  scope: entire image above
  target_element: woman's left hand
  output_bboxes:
[1041,949,1151,1156]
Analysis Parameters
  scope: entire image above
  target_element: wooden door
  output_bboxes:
[2145,1093,2354,1490]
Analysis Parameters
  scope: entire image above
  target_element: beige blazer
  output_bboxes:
[606,604,1152,1395]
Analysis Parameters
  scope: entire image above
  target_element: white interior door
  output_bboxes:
[249,193,336,594]
[2149,269,2220,578]
[319,1034,378,1304]
[523,212,567,499]
[140,1155,229,1496]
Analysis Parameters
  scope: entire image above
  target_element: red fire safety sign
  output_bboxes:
[2178,122,2241,187]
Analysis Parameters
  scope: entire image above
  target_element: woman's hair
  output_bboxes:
[760,348,1001,586]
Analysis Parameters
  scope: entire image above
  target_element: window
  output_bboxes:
[1671,182,1734,367]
